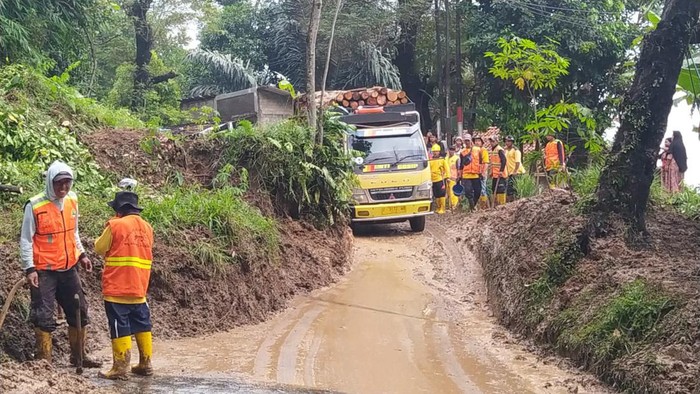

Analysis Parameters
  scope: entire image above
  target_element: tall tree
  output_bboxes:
[306,0,322,132]
[394,0,433,130]
[125,0,155,109]
[124,0,178,110]
[592,0,700,239]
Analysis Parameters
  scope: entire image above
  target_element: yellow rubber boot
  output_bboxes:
[34,328,52,362]
[436,197,446,214]
[131,331,153,376]
[69,326,103,368]
[497,193,506,206]
[479,195,489,210]
[98,336,131,380]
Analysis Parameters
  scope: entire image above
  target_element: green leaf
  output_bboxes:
[646,10,660,29]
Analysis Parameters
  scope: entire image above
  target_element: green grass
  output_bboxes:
[570,164,602,196]
[142,186,280,269]
[513,173,540,198]
[557,280,674,367]
[527,234,585,324]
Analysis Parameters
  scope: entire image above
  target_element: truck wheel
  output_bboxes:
[409,216,426,232]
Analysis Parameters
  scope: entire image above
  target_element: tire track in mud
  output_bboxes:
[122,221,609,394]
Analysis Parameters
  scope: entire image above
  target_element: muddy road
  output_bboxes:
[99,219,608,394]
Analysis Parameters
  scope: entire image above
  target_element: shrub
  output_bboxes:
[142,186,279,267]
[0,64,142,130]
[570,164,602,196]
[668,186,700,219]
[513,173,539,198]
[215,112,355,226]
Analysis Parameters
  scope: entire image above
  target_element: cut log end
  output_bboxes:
[377,95,387,105]
[387,91,399,102]
[397,91,407,99]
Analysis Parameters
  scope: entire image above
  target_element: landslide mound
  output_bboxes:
[80,128,223,188]
[443,191,700,394]
[0,212,352,364]
[0,360,113,394]
[1,127,354,368]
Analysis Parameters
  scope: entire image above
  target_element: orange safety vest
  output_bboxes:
[29,192,80,271]
[461,147,483,175]
[490,146,508,178]
[544,140,564,170]
[102,215,154,298]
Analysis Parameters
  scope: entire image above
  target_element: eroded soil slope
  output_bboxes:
[443,191,700,393]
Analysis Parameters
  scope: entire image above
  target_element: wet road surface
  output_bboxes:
[95,221,607,394]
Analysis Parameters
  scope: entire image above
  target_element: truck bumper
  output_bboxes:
[350,200,432,222]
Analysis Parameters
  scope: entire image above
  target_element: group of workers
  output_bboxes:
[428,132,566,213]
[19,160,155,380]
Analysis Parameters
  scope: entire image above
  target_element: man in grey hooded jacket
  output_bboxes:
[20,160,101,368]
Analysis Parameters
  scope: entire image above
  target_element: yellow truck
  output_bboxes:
[342,105,433,232]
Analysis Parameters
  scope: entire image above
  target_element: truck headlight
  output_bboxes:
[416,181,432,199]
[352,188,368,204]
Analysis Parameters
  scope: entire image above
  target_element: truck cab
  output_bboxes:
[342,105,432,232]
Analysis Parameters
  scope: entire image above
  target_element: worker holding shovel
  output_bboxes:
[19,161,102,368]
[488,136,508,207]
[94,189,155,380]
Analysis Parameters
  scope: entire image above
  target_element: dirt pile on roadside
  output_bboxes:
[80,128,223,188]
[0,360,115,393]
[442,191,700,394]
[0,221,352,361]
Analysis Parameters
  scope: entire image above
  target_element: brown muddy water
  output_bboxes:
[94,220,609,394]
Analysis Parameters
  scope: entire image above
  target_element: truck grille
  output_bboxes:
[369,187,413,201]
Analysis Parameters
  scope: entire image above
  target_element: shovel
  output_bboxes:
[490,177,501,207]
[74,293,83,374]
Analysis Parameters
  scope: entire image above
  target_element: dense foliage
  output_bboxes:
[214,113,355,226]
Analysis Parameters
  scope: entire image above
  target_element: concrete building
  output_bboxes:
[180,86,294,125]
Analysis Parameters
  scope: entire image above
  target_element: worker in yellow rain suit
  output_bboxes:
[445,146,460,209]
[429,144,447,214]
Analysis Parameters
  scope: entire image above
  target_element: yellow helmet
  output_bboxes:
[431,144,441,152]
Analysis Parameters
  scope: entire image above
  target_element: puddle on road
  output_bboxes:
[106,222,605,394]
[94,375,334,394]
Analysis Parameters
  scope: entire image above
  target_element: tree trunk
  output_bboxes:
[319,0,342,144]
[126,0,154,111]
[306,0,323,138]
[434,0,444,136]
[443,0,451,144]
[592,0,700,239]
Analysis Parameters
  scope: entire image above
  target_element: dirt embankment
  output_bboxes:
[0,220,352,359]
[80,128,224,188]
[1,361,114,394]
[0,128,354,391]
[443,191,700,394]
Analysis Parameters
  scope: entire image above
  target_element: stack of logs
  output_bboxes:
[297,86,410,110]
[334,87,409,109]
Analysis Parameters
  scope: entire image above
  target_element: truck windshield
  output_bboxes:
[350,132,426,166]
